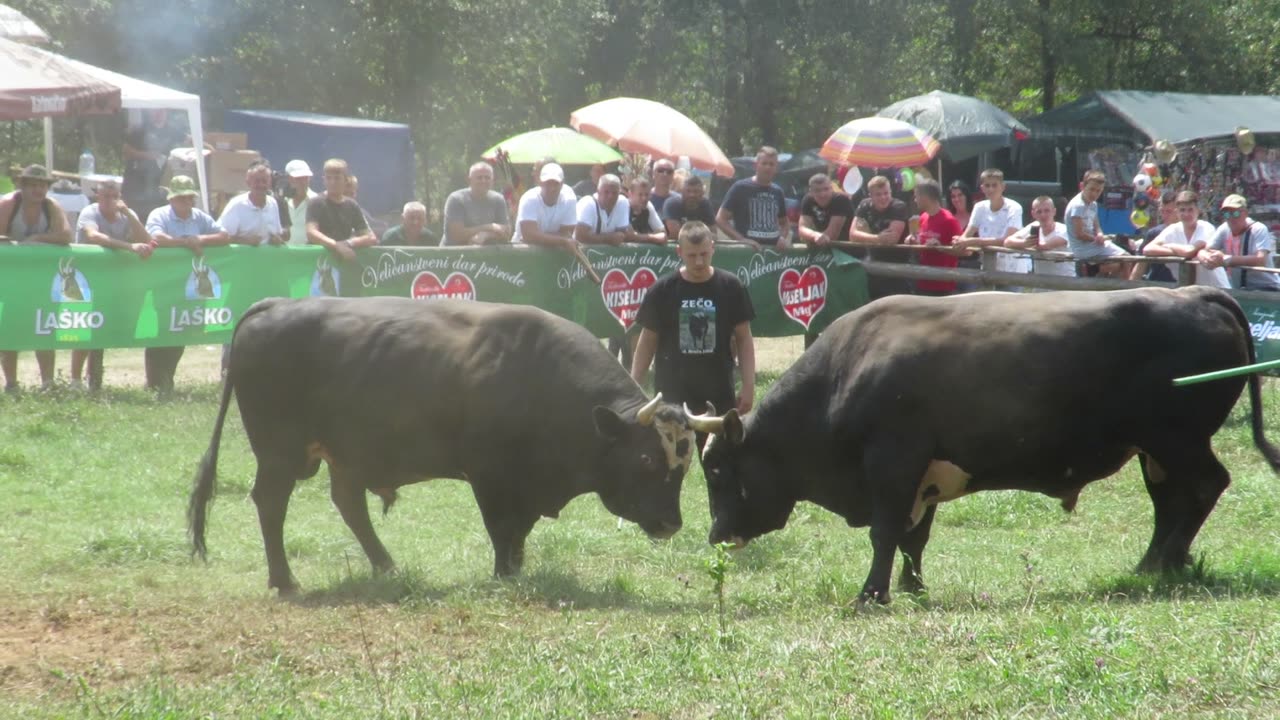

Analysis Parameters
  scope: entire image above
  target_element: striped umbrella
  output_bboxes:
[819,117,941,168]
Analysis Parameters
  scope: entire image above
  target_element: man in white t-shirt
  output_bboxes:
[512,162,577,249]
[1005,196,1075,277]
[575,173,632,246]
[282,159,318,246]
[218,163,285,245]
[1199,194,1280,291]
[954,168,1026,274]
[1144,190,1222,287]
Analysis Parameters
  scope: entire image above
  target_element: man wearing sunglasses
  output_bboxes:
[649,159,676,216]
[1199,194,1280,291]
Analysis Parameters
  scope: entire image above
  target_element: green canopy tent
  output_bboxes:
[1025,90,1280,146]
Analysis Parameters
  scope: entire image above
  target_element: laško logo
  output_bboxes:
[172,257,234,332]
[601,268,657,330]
[36,258,103,335]
[778,266,827,330]
[411,271,477,301]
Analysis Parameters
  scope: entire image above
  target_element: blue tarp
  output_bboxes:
[223,109,414,216]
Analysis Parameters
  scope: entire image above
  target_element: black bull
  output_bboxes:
[694,287,1280,603]
[188,297,698,595]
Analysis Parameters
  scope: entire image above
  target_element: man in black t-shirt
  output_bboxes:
[632,222,756,451]
[663,175,716,239]
[715,146,790,249]
[849,174,911,298]
[305,158,376,262]
[797,173,854,247]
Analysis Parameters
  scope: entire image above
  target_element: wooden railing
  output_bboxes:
[832,241,1280,303]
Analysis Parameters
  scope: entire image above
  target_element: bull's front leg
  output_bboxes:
[860,447,930,604]
[472,483,538,577]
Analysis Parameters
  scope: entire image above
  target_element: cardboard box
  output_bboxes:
[204,132,248,151]
[207,149,262,195]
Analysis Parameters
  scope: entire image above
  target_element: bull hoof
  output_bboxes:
[274,581,300,598]
[858,588,892,606]
[897,574,926,595]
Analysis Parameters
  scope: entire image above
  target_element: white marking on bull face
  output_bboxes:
[653,413,695,483]
[908,460,973,529]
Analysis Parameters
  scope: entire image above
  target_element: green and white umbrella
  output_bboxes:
[482,126,622,166]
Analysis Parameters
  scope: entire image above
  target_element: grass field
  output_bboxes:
[3,344,1280,718]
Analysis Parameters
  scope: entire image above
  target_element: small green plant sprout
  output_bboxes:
[707,541,736,639]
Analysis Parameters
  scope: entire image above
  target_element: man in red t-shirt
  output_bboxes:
[905,178,963,296]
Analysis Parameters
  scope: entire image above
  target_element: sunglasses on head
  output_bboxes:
[1222,208,1244,218]
[655,167,673,174]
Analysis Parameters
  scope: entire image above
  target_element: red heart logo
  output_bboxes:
[411,271,476,301]
[600,267,657,330]
[778,266,827,330]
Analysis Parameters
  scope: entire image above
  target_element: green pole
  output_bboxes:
[1172,358,1280,386]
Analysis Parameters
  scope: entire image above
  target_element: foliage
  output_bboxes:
[5,0,1279,210]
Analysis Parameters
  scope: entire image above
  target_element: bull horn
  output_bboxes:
[683,403,726,434]
[636,392,664,426]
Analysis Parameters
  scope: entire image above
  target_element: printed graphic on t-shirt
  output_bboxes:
[746,195,780,239]
[679,298,717,354]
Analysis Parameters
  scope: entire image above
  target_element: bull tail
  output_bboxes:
[188,375,234,560]
[1209,290,1280,472]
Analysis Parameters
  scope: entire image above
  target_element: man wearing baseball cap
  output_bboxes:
[282,159,318,246]
[1199,194,1280,291]
[512,162,577,249]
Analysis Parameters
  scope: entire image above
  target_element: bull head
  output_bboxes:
[192,256,215,299]
[58,257,84,302]
[316,257,337,296]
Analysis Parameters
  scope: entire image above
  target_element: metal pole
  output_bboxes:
[1172,359,1280,386]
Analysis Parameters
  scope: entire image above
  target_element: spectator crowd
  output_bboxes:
[3,131,1277,393]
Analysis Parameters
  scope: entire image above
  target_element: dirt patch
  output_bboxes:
[0,596,483,699]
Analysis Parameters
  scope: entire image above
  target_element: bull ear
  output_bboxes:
[593,406,628,441]
[723,409,744,445]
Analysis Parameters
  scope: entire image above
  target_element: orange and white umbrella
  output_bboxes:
[570,97,735,177]
[820,117,940,169]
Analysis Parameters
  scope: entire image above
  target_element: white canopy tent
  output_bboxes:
[42,57,208,210]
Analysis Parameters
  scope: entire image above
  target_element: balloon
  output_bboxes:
[841,167,863,194]
[1133,173,1153,193]
[1142,163,1159,177]
[1130,209,1150,227]
[1133,194,1150,210]
[900,167,916,191]
[1152,174,1164,187]
[1146,186,1160,200]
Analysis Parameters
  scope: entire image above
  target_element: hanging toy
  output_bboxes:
[1133,194,1151,210]
[1130,209,1150,227]
[1133,173,1153,193]
[1146,186,1160,201]
[1142,162,1159,177]
[1152,174,1164,187]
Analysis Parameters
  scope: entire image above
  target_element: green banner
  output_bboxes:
[0,244,868,349]
[1237,299,1280,364]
